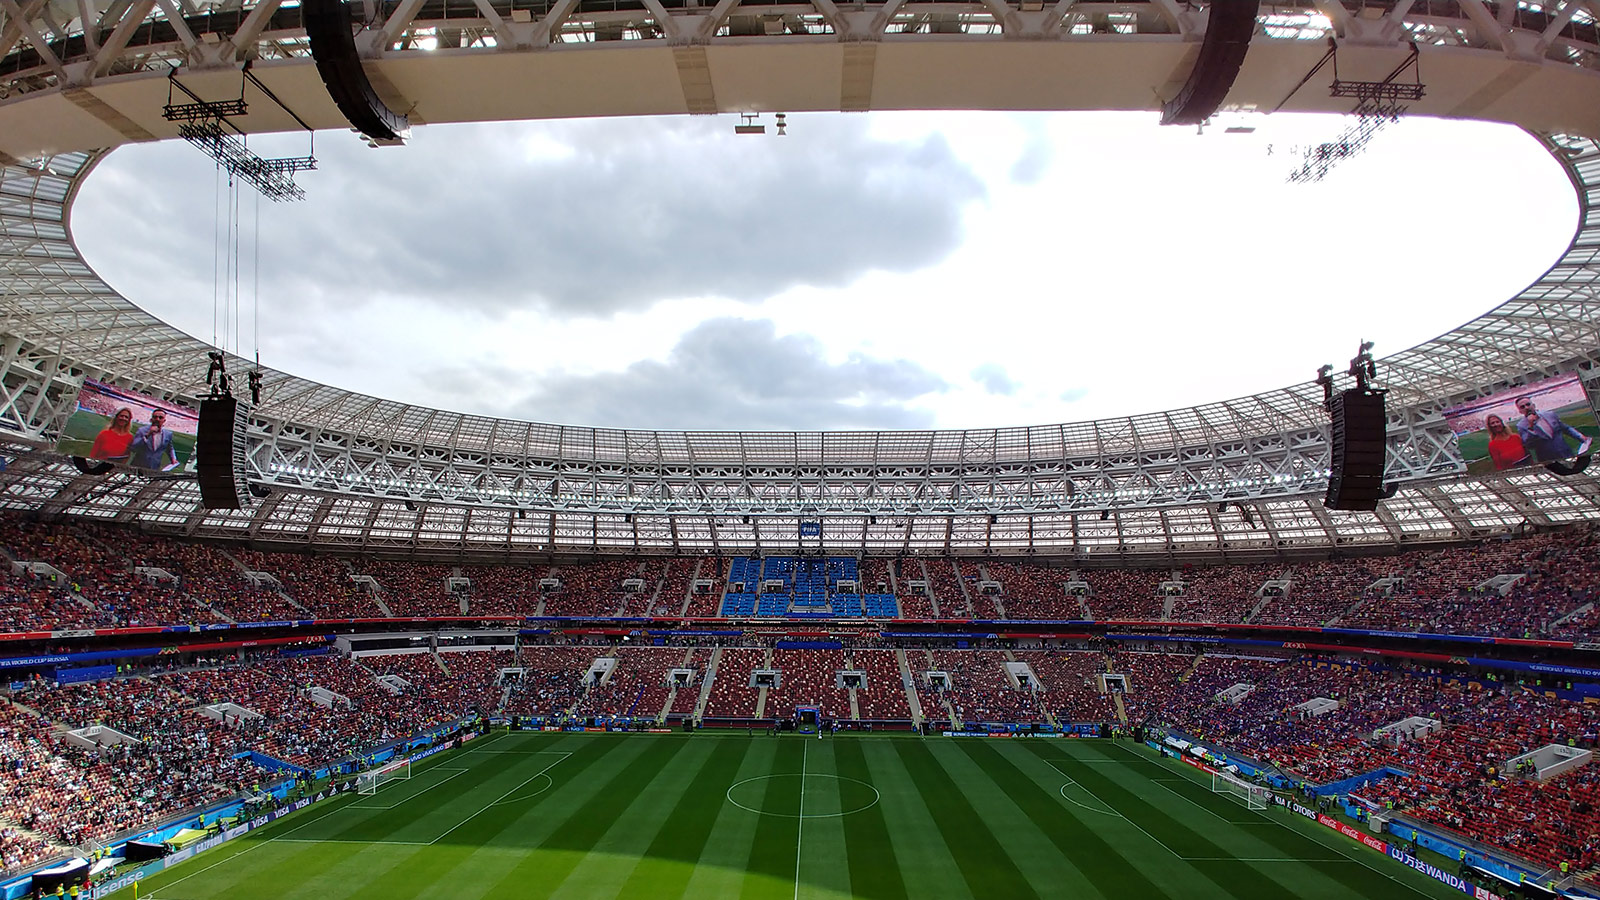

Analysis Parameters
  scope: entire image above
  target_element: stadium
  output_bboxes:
[5,1,1600,899]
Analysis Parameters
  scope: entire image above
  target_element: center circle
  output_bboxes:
[725,774,881,819]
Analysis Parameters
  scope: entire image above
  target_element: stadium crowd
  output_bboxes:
[4,514,1599,643]
[6,512,1600,882]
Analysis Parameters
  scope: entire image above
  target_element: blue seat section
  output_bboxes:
[863,594,899,617]
[719,557,894,618]
[728,557,762,591]
[826,558,857,586]
[720,557,764,615]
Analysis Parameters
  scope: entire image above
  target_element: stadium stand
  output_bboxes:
[702,648,766,719]
[1081,567,1164,620]
[929,649,1041,727]
[923,560,972,619]
[851,649,911,721]
[573,647,681,719]
[889,560,934,619]
[458,565,541,615]
[983,561,1070,620]
[6,513,1600,884]
[1011,650,1117,724]
[231,549,381,618]
[5,515,1600,639]
[764,649,848,720]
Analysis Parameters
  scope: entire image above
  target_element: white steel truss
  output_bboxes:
[5,2,1600,108]
[0,4,1597,556]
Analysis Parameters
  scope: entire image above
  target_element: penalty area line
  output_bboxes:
[1107,743,1440,899]
[142,790,363,898]
[348,767,470,810]
[427,752,572,845]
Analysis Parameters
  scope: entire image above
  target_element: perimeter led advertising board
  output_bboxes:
[1443,373,1597,475]
[56,379,199,473]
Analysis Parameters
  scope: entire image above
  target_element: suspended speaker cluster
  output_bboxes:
[1325,388,1387,511]
[197,395,254,510]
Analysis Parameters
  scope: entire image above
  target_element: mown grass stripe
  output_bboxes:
[859,739,975,900]
[741,738,804,898]
[614,736,753,897]
[482,736,694,899]
[924,741,1088,899]
[893,739,1040,900]
[141,775,413,899]
[1040,744,1303,899]
[682,736,784,899]
[547,738,720,900]
[793,740,853,900]
[955,739,1172,900]
[833,737,907,900]
[1092,742,1449,900]
[452,734,630,847]
[127,734,1468,900]
[325,735,567,843]
[336,736,636,900]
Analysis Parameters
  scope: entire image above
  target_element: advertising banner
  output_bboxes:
[1317,814,1388,854]
[1386,848,1508,900]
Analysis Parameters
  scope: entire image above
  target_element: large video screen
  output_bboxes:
[56,380,199,473]
[1444,373,1597,475]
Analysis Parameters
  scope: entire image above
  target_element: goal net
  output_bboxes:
[1212,770,1270,811]
[357,758,411,795]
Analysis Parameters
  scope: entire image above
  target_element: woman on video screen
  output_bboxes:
[88,407,135,461]
[1486,414,1529,470]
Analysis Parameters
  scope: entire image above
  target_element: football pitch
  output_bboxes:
[134,732,1464,900]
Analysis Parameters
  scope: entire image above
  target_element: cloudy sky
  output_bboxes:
[72,110,1574,432]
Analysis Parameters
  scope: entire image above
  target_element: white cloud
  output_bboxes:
[71,111,1574,432]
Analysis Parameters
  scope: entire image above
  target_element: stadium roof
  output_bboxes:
[1,2,1600,557]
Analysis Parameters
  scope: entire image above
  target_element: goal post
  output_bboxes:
[357,758,411,795]
[1212,769,1270,811]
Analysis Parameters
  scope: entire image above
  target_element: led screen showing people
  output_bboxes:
[55,380,199,473]
[1443,373,1596,475]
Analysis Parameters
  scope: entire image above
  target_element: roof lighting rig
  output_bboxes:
[164,67,317,202]
[1283,41,1424,184]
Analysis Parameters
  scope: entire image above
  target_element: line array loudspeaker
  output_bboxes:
[1325,388,1386,511]
[302,0,409,141]
[198,395,253,510]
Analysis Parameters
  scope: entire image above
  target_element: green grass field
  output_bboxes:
[132,733,1466,900]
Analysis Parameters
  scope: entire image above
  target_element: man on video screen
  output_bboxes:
[1515,396,1593,463]
[128,409,178,471]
